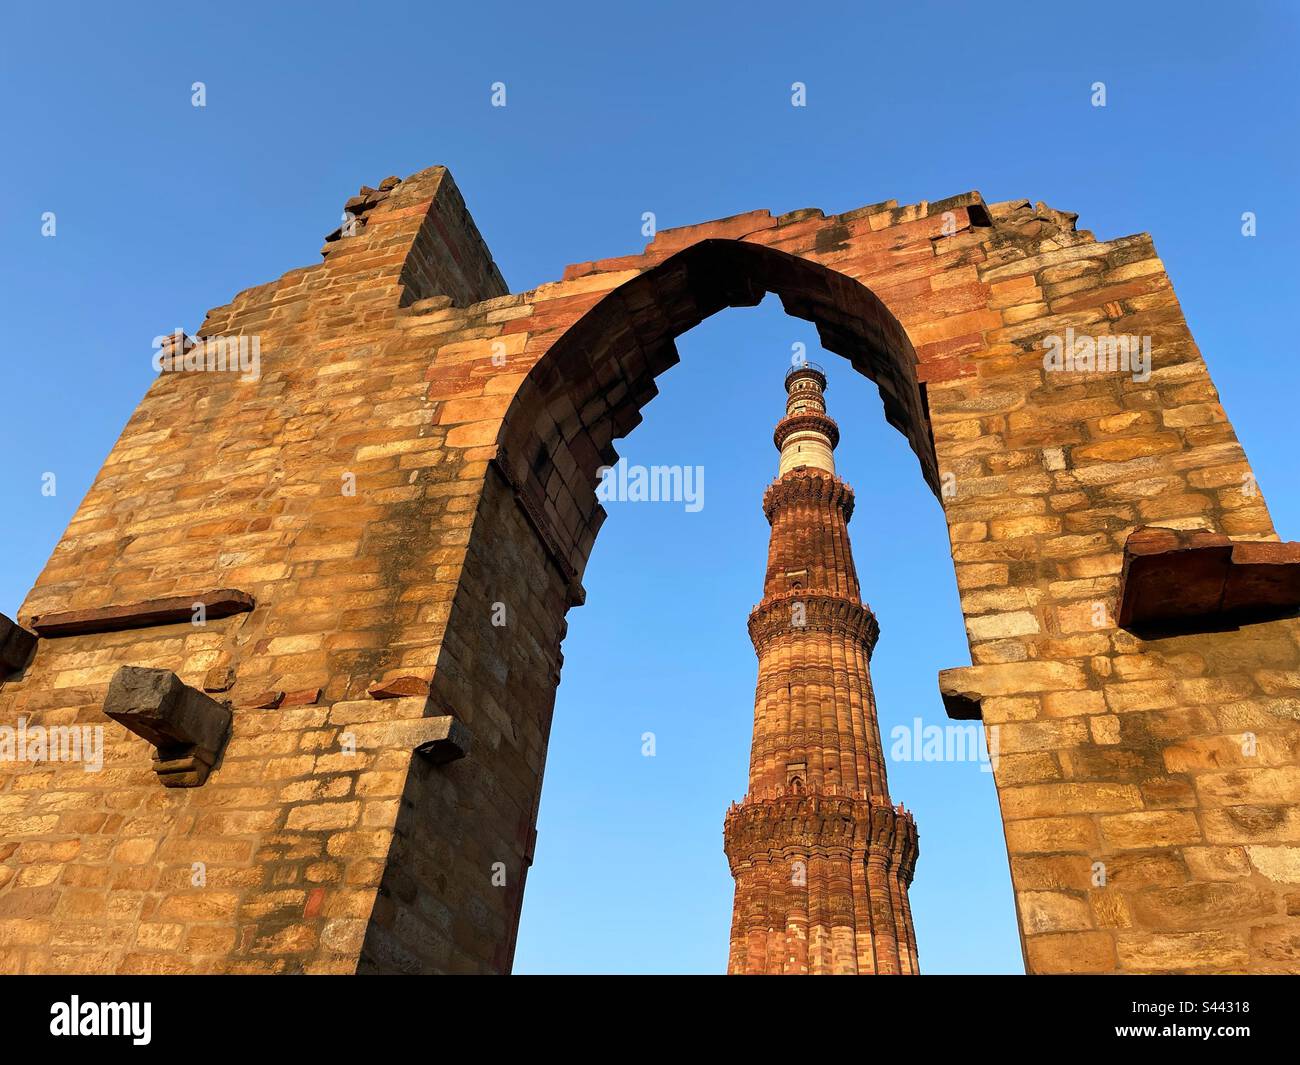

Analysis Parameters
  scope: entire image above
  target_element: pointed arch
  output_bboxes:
[493,239,941,590]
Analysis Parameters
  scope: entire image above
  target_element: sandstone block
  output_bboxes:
[1025,930,1115,973]
[103,666,233,787]
[1101,810,1203,848]
[1117,930,1249,972]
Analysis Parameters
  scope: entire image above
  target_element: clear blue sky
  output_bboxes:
[2,1,1296,974]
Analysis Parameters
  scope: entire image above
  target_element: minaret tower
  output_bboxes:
[723,364,919,975]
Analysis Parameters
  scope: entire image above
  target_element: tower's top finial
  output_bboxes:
[784,361,827,394]
[775,363,837,476]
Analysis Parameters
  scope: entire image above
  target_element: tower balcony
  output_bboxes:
[761,467,855,522]
[722,791,918,876]
[773,410,840,452]
[747,590,878,655]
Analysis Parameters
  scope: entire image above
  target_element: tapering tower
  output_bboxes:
[723,364,919,975]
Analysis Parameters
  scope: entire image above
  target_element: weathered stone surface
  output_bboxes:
[102,666,233,787]
[367,674,432,700]
[1024,930,1116,973]
[1,164,1296,976]
[412,716,471,765]
[1246,846,1300,883]
[1130,882,1274,930]
[202,664,236,693]
[1118,525,1300,630]
[938,668,984,720]
[940,661,1089,722]
[1116,930,1250,972]
[1020,890,1092,933]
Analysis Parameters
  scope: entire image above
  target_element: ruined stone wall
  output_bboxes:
[2,166,1298,973]
[0,167,525,972]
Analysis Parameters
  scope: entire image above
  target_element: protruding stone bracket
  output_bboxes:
[331,697,473,766]
[155,330,195,368]
[938,667,984,721]
[367,674,432,700]
[413,716,471,765]
[29,589,255,637]
[1118,526,1300,633]
[103,666,233,787]
[0,613,38,681]
[939,661,1093,723]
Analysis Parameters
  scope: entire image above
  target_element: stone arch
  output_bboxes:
[413,238,957,973]
[493,238,942,593]
[415,185,1300,975]
[4,165,1300,977]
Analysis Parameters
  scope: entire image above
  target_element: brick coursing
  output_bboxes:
[1,166,1297,974]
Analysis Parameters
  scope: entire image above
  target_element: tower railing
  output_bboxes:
[784,361,826,387]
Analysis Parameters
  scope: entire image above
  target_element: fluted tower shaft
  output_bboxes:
[723,364,919,975]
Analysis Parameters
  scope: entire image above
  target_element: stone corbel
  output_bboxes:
[0,613,38,680]
[103,666,233,787]
[331,696,472,765]
[30,589,254,637]
[413,716,472,765]
[1118,525,1300,632]
[938,661,1091,723]
[938,667,984,721]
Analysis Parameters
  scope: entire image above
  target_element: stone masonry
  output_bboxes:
[1,165,1299,974]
